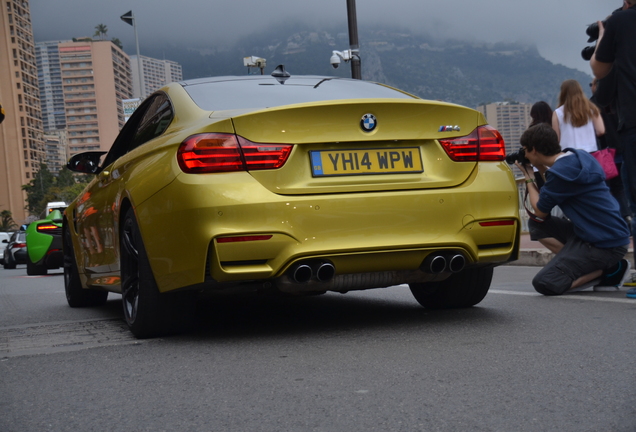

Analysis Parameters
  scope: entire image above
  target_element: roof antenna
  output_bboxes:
[271,65,290,85]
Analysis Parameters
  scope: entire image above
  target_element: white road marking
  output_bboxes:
[490,289,636,304]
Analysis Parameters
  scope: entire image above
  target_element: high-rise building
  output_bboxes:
[0,0,45,224]
[58,40,133,156]
[130,55,182,98]
[476,102,532,157]
[36,40,68,132]
[43,130,67,175]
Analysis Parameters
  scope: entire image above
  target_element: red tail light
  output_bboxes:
[479,220,515,227]
[37,224,59,232]
[439,125,506,162]
[177,133,292,174]
[216,235,273,243]
[14,243,26,248]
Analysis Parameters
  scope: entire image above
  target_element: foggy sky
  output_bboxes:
[29,0,616,75]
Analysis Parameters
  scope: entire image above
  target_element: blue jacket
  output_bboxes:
[537,148,630,248]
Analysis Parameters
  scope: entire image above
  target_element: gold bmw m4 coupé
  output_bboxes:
[64,69,520,338]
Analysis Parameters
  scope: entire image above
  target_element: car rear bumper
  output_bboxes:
[137,163,520,293]
[13,249,27,264]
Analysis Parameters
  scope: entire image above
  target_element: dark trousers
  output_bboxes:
[619,127,636,265]
[529,217,627,295]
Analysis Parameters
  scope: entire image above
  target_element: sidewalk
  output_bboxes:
[515,233,634,266]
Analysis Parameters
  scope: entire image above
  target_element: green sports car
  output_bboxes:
[25,209,64,275]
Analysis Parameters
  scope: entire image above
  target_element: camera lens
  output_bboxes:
[586,22,600,42]
[581,46,595,61]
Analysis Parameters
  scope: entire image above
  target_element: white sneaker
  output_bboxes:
[593,285,620,292]
[569,278,601,293]
[622,270,636,287]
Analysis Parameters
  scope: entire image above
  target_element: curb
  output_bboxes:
[512,250,634,267]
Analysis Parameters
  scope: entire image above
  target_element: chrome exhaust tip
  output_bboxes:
[422,254,447,274]
[448,254,466,273]
[316,262,336,282]
[292,264,313,283]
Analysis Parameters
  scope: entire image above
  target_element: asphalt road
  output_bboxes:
[1,265,635,432]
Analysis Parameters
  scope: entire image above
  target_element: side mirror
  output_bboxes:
[67,151,107,174]
[2,239,7,244]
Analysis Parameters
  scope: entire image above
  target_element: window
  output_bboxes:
[101,92,174,168]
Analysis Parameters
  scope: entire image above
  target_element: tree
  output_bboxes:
[111,38,123,49]
[22,163,54,217]
[22,164,92,217]
[0,210,17,232]
[57,167,76,189]
[94,24,108,40]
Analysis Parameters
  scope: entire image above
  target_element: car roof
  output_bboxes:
[178,75,417,112]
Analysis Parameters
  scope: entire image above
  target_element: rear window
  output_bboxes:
[182,76,416,111]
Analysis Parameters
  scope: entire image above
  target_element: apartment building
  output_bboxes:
[0,0,45,224]
[58,40,133,156]
[43,129,67,175]
[36,40,67,132]
[130,55,182,98]
[476,102,533,157]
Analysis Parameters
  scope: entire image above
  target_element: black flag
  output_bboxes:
[120,11,134,26]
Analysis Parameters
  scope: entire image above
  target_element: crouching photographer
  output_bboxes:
[516,123,631,295]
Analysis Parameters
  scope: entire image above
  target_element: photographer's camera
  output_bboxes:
[505,148,530,165]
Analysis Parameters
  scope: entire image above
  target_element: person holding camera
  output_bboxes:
[516,123,630,295]
[590,0,636,298]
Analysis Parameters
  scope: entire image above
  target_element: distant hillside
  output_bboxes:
[141,23,592,109]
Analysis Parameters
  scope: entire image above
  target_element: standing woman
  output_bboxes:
[530,101,553,127]
[552,79,605,152]
[528,101,554,188]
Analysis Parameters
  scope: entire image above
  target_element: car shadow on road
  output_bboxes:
[179,290,513,341]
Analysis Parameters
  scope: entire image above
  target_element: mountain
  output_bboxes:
[141,23,592,109]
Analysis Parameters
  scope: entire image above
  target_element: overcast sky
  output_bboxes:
[30,0,617,75]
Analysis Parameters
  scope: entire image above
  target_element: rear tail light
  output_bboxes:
[216,235,273,243]
[177,133,292,174]
[439,125,506,162]
[15,243,26,248]
[479,220,515,227]
[37,224,59,232]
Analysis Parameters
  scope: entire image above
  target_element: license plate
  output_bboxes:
[310,148,423,177]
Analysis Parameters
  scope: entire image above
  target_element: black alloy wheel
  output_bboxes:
[63,220,108,307]
[26,256,47,276]
[3,251,16,269]
[409,266,494,309]
[120,208,195,339]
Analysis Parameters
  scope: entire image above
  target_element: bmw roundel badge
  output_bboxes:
[361,114,377,132]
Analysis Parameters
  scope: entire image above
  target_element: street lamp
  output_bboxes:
[329,0,361,79]
[346,0,361,79]
[120,10,144,98]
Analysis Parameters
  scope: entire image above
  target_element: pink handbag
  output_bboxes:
[591,148,619,180]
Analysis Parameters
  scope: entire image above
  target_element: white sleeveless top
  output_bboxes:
[555,106,597,152]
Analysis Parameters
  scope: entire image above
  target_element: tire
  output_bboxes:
[27,256,47,275]
[120,208,195,339]
[409,266,494,309]
[63,221,108,307]
[4,252,16,269]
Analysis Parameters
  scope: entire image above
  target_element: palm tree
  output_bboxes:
[1,210,17,232]
[111,38,123,49]
[94,24,108,40]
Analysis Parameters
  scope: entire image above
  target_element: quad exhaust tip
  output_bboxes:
[290,261,336,283]
[421,252,466,274]
[316,262,335,282]
[448,254,466,273]
[292,264,313,283]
